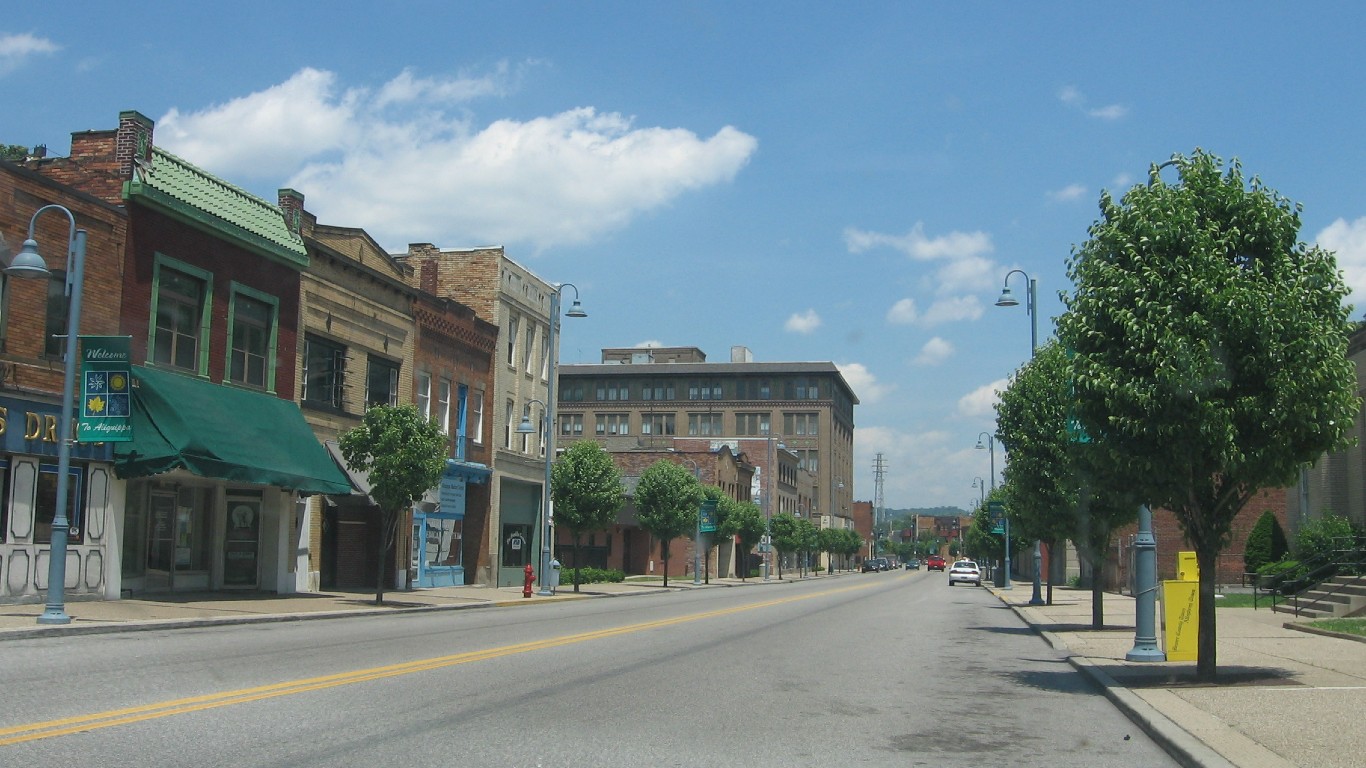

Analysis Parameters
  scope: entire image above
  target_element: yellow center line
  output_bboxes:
[0,580,876,745]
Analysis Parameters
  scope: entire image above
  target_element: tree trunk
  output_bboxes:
[374,508,394,606]
[572,535,582,593]
[1196,547,1219,682]
[1091,578,1104,629]
[1046,539,1055,605]
[662,542,670,587]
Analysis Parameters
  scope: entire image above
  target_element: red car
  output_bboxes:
[926,555,947,571]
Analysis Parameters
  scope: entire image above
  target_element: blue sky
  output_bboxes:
[6,2,1366,511]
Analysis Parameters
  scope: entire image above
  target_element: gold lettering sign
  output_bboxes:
[22,411,61,443]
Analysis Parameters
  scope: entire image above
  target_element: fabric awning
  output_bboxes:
[114,366,354,494]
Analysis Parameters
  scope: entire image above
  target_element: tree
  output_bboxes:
[996,341,1137,619]
[339,404,447,605]
[1057,149,1359,680]
[721,501,766,579]
[633,460,704,587]
[768,512,799,579]
[701,486,740,582]
[795,518,819,575]
[551,440,625,592]
[1242,510,1289,575]
[818,526,842,573]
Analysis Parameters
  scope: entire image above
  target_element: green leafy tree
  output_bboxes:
[1242,510,1290,575]
[817,526,843,573]
[996,341,1137,618]
[339,404,447,605]
[701,487,740,583]
[768,512,799,579]
[841,528,864,568]
[795,518,819,575]
[551,440,625,592]
[721,501,766,579]
[634,460,704,587]
[1057,149,1359,680]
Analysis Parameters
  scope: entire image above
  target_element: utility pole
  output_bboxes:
[872,453,886,558]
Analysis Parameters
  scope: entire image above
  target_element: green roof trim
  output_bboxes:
[124,147,308,269]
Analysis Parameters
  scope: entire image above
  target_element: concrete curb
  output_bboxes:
[1283,621,1366,644]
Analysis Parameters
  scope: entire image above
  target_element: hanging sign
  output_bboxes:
[78,336,133,442]
[699,499,718,533]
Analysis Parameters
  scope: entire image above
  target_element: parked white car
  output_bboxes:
[947,559,982,587]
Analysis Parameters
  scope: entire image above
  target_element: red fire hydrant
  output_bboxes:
[522,563,535,598]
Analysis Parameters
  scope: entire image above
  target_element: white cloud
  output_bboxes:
[0,32,58,76]
[785,309,822,334]
[155,67,758,252]
[921,295,983,326]
[1317,216,1366,312]
[914,337,954,366]
[837,362,890,404]
[1058,85,1128,121]
[1048,183,1087,203]
[886,298,917,325]
[957,378,1007,419]
[845,222,993,262]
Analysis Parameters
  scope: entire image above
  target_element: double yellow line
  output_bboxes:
[1,580,873,745]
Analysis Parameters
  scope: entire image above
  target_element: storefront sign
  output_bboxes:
[0,396,113,461]
[78,336,133,442]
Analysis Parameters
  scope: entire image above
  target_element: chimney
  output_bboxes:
[420,260,439,294]
[115,110,154,182]
[278,188,306,235]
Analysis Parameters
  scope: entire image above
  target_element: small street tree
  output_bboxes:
[722,501,766,579]
[634,460,704,587]
[795,518,819,576]
[768,512,799,579]
[1057,149,1359,680]
[701,487,740,583]
[551,440,625,592]
[339,404,447,605]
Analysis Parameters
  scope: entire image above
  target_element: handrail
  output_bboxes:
[1260,535,1366,616]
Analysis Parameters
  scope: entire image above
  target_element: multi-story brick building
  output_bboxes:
[557,345,858,573]
[1,157,128,603]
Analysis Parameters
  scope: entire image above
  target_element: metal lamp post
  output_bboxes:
[515,283,585,596]
[977,432,1009,587]
[6,205,87,625]
[996,269,1046,606]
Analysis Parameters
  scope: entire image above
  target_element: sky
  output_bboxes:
[5,2,1366,513]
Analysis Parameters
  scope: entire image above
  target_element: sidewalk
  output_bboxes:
[990,584,1366,768]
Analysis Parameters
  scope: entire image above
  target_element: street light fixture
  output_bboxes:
[515,282,586,596]
[996,268,1046,606]
[972,476,985,507]
[6,205,87,625]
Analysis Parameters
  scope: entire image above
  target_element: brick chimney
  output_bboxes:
[115,110,154,183]
[277,188,312,237]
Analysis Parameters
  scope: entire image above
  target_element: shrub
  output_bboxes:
[1244,510,1290,574]
[560,566,625,586]
[1256,559,1305,594]
[1295,514,1360,564]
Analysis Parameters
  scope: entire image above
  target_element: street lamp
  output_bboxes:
[6,205,87,625]
[972,476,985,507]
[976,432,1010,587]
[515,282,585,596]
[996,269,1046,606]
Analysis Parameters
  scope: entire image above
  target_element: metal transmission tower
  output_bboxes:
[872,453,887,554]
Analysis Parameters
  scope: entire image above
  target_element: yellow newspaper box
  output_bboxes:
[1176,551,1199,582]
[1162,580,1199,661]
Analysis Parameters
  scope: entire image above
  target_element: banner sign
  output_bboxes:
[78,336,133,442]
[699,499,718,533]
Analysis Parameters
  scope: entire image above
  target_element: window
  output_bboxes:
[44,269,68,357]
[227,290,276,389]
[454,383,468,459]
[789,378,821,399]
[558,413,583,437]
[688,381,723,401]
[524,326,535,374]
[688,413,722,436]
[796,449,819,472]
[152,262,210,372]
[471,390,485,444]
[365,357,400,408]
[36,462,85,545]
[641,382,675,401]
[504,399,515,449]
[641,413,676,436]
[596,383,630,401]
[736,412,771,436]
[596,413,630,436]
[416,372,432,421]
[302,335,346,410]
[506,316,519,366]
[561,383,585,402]
[784,413,819,436]
[438,378,452,433]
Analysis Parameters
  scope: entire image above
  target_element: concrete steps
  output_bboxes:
[1271,575,1366,619]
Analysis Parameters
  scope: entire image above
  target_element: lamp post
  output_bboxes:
[6,205,87,625]
[972,476,985,507]
[515,283,585,596]
[977,432,1009,587]
[996,269,1046,606]
[680,457,702,586]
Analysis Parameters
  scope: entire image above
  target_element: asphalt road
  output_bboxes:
[0,570,1179,767]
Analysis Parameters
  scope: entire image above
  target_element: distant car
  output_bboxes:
[926,555,947,571]
[906,559,921,570]
[947,559,982,587]
[861,560,880,573]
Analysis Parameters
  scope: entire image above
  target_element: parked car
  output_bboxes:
[905,559,921,570]
[947,559,982,587]
[926,555,947,571]
[861,560,880,573]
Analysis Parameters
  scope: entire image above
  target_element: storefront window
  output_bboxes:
[35,462,85,545]
[0,459,8,542]
[502,523,532,568]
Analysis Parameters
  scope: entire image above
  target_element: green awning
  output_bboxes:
[114,366,354,494]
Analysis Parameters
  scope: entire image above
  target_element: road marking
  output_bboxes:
[0,581,875,745]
